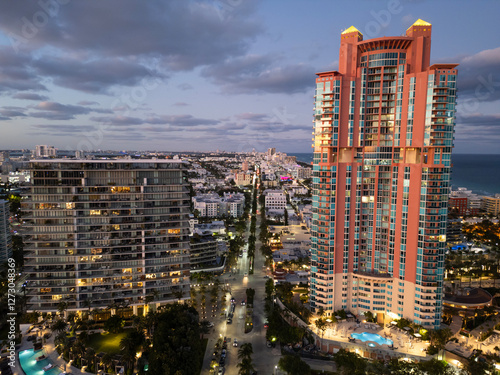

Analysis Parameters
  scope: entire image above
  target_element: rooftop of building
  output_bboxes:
[444,288,492,305]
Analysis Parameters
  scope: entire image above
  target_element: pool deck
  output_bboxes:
[311,320,430,361]
[17,324,88,375]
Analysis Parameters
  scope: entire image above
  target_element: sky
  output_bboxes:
[0,0,499,154]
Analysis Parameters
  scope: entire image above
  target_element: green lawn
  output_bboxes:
[87,330,132,355]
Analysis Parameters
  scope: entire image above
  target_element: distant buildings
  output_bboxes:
[449,188,481,216]
[24,159,190,315]
[0,200,12,265]
[193,192,245,218]
[310,20,457,329]
[234,172,252,186]
[482,194,500,216]
[34,145,57,158]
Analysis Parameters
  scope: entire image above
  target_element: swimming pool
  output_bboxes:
[351,332,393,346]
[19,349,62,375]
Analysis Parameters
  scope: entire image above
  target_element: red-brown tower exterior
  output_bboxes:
[310,20,458,328]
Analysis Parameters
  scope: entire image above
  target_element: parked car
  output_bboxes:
[241,300,246,306]
[218,368,224,375]
[233,339,238,347]
[266,340,272,348]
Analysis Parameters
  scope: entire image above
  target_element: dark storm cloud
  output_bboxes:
[453,47,500,102]
[29,101,112,120]
[202,54,315,94]
[0,1,262,70]
[12,92,49,101]
[33,56,166,94]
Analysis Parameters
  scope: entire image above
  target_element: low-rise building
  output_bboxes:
[482,194,500,216]
[264,189,286,214]
[193,192,245,218]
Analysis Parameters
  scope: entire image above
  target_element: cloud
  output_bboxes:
[33,56,166,94]
[90,115,144,126]
[453,47,500,102]
[31,124,97,133]
[78,100,99,106]
[145,114,220,127]
[13,92,49,101]
[0,47,47,93]
[173,102,189,107]
[202,54,315,94]
[29,101,112,120]
[0,107,26,118]
[0,1,262,70]
[235,113,269,121]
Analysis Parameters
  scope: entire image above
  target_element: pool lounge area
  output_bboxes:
[19,349,63,375]
[351,332,394,347]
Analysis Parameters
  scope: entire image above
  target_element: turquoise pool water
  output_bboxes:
[351,332,393,346]
[19,349,62,375]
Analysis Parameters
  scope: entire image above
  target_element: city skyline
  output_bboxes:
[0,1,499,153]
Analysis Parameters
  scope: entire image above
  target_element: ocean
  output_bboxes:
[289,153,500,196]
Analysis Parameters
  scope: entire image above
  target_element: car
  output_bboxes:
[241,300,246,306]
[263,275,269,279]
[264,322,269,329]
[221,349,226,358]
[223,336,227,343]
[218,368,224,375]
[219,358,225,366]
[207,321,214,327]
[244,272,248,277]
[266,340,272,348]
[230,297,235,303]
[227,318,232,324]
[233,339,238,347]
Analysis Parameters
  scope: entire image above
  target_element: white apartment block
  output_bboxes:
[34,145,57,158]
[264,189,286,214]
[193,192,245,218]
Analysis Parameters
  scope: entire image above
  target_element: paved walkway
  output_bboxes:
[449,316,463,336]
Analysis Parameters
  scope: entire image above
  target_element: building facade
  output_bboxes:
[264,189,287,214]
[0,200,12,265]
[193,192,245,218]
[482,194,500,216]
[24,160,191,315]
[310,20,457,328]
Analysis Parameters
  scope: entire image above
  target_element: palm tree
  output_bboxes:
[51,319,68,334]
[200,320,211,339]
[237,357,256,375]
[238,343,253,361]
[57,301,68,318]
[82,299,92,319]
[101,352,113,373]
